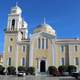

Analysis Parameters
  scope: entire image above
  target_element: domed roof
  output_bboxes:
[33,23,56,35]
[11,5,22,14]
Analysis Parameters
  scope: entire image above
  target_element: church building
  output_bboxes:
[3,5,80,72]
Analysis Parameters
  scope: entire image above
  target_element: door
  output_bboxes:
[40,60,46,72]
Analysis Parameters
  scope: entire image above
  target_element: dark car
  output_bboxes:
[62,72,69,76]
[71,72,80,79]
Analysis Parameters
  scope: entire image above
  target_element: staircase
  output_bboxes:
[35,72,48,76]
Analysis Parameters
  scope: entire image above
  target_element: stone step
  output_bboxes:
[35,72,48,76]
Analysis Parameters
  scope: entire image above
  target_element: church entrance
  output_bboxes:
[40,60,46,72]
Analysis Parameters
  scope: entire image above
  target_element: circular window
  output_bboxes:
[10,38,13,41]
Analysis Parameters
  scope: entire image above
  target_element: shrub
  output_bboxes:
[48,66,57,76]
[58,65,77,76]
[7,66,16,75]
[18,66,26,72]
[0,65,5,75]
[58,65,68,75]
[67,65,76,74]
[27,67,35,75]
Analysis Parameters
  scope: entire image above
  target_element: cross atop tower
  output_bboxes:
[16,2,18,7]
[43,17,46,24]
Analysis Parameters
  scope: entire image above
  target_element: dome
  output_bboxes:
[33,23,56,35]
[11,5,22,14]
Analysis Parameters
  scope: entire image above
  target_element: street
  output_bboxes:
[0,75,77,80]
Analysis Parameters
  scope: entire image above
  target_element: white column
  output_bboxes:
[38,59,40,72]
[15,44,18,72]
[52,40,56,65]
[15,19,16,29]
[10,20,12,30]
[46,60,48,71]
[41,38,42,49]
[29,39,33,67]
[8,20,10,29]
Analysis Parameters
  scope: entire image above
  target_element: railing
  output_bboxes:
[4,28,18,32]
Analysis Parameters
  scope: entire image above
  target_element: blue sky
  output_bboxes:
[0,0,80,53]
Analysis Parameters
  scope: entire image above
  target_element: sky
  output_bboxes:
[0,0,80,53]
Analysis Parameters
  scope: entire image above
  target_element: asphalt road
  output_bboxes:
[0,75,77,80]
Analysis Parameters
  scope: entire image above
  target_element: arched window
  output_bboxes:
[10,45,12,52]
[23,46,26,52]
[38,38,40,49]
[8,57,11,66]
[22,57,25,66]
[75,57,79,65]
[42,38,44,49]
[75,45,77,52]
[61,57,64,65]
[46,38,48,49]
[61,45,64,52]
[12,19,15,30]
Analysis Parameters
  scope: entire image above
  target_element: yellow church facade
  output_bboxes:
[3,5,80,72]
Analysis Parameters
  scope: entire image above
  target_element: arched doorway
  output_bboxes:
[40,60,46,72]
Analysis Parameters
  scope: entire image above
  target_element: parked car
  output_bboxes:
[62,72,69,76]
[71,72,80,79]
[17,72,26,77]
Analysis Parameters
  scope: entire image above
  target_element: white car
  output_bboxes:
[17,72,26,77]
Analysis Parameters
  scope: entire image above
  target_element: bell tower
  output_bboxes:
[7,4,22,31]
[3,5,28,69]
